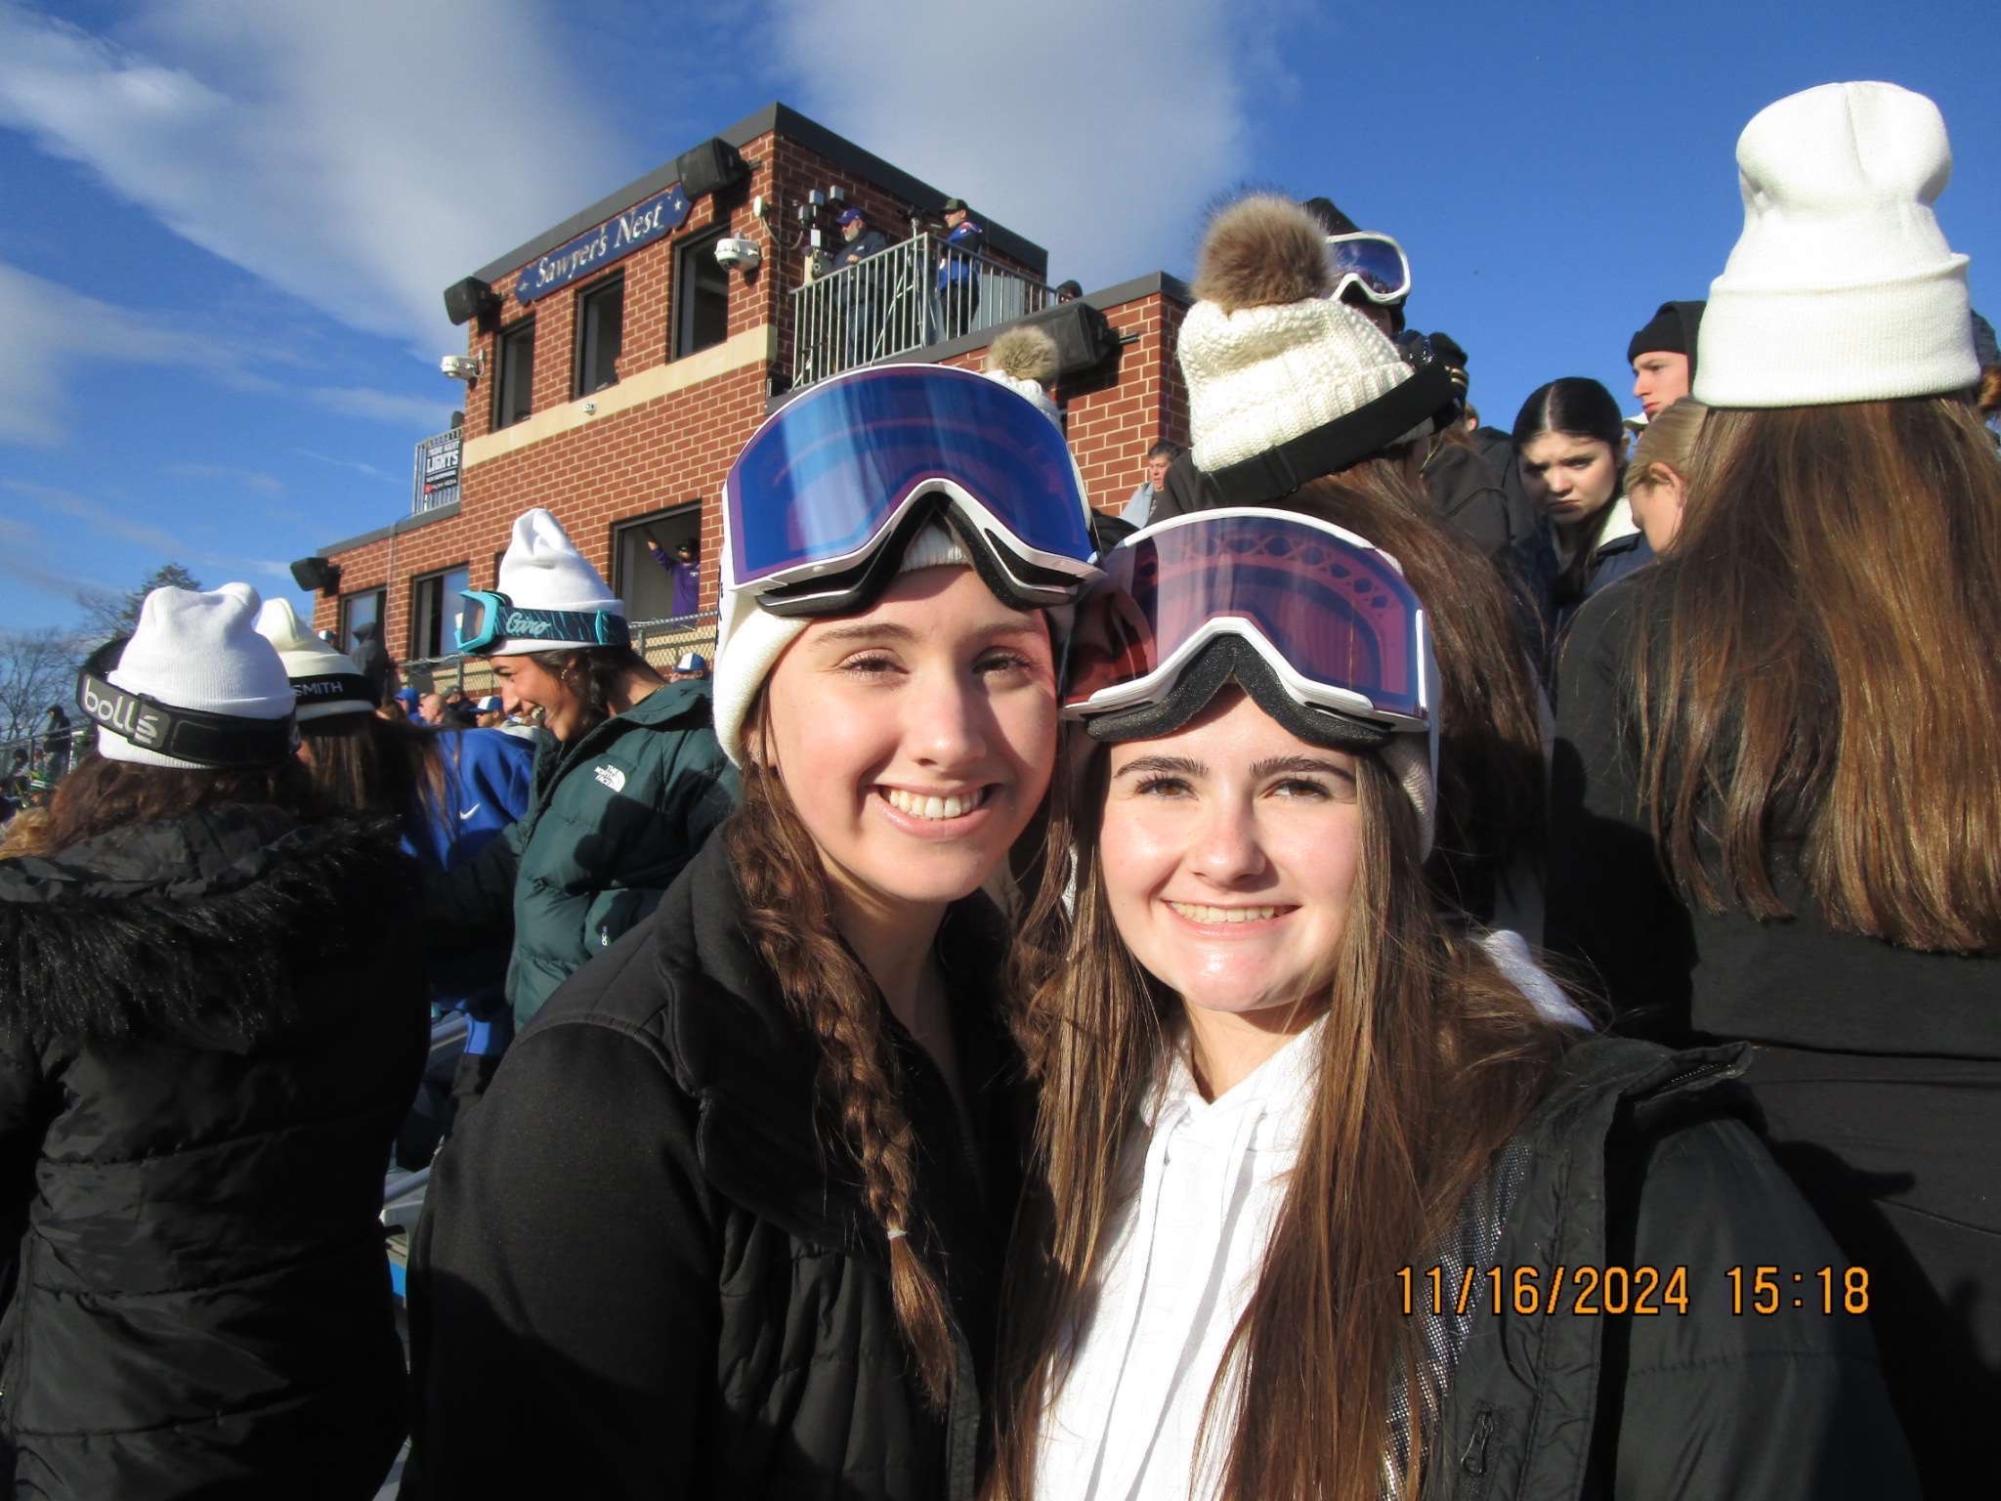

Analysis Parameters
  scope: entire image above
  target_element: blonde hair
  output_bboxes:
[1629,397,1709,491]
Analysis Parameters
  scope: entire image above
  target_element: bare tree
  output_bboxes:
[0,627,83,748]
[77,562,204,640]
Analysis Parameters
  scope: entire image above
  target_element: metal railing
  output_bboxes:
[412,427,464,516]
[1,724,91,795]
[790,232,1054,389]
[399,610,720,700]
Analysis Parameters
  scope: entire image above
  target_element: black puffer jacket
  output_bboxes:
[402,831,1025,1500]
[0,805,427,1499]
[1420,1036,1917,1498]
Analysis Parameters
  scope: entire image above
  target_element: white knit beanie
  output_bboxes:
[1177,195,1437,478]
[487,508,625,655]
[713,523,969,766]
[252,598,375,721]
[1695,81,1978,408]
[97,583,295,769]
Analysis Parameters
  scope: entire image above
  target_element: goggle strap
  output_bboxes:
[75,670,296,767]
[1206,361,1454,506]
[289,672,374,706]
[457,592,631,653]
[1082,636,1394,750]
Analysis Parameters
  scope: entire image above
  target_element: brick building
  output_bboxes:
[311,102,1190,681]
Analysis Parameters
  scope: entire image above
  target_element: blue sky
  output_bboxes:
[1,0,1994,633]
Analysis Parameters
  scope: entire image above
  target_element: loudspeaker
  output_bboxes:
[443,276,499,327]
[290,557,340,594]
[676,137,748,199]
[1021,300,1119,379]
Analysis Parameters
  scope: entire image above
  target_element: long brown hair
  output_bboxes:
[721,696,959,1409]
[298,712,447,821]
[1632,396,2001,950]
[38,751,318,855]
[990,742,1571,1501]
[1280,466,1547,917]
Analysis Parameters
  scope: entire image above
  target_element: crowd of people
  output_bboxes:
[0,78,1996,1499]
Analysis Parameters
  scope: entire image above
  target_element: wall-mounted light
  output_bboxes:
[440,353,484,382]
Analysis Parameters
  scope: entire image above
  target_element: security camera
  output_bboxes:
[440,354,484,381]
[714,237,762,272]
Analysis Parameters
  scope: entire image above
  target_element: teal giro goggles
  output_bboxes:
[454,591,631,655]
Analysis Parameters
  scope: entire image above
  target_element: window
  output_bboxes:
[410,565,471,659]
[338,588,387,657]
[493,318,536,429]
[573,273,625,397]
[672,229,730,359]
[613,504,703,621]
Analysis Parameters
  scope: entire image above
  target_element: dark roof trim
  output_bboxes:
[469,101,1046,289]
[320,500,460,560]
[1082,271,1192,310]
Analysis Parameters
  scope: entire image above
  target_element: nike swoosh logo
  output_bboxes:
[459,804,481,821]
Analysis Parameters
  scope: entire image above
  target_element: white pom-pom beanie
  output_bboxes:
[713,524,969,766]
[96,583,295,769]
[486,508,625,655]
[1696,81,1978,408]
[1179,296,1426,473]
[253,598,376,721]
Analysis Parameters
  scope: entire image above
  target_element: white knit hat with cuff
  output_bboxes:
[713,523,969,766]
[484,508,627,656]
[91,583,296,770]
[1695,81,1978,408]
[253,598,376,721]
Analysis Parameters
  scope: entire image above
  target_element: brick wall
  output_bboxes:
[938,289,1191,514]
[314,117,1190,658]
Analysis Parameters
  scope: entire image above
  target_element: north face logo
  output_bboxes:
[593,763,627,793]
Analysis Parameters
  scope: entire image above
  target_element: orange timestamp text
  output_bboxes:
[1397,1264,1871,1317]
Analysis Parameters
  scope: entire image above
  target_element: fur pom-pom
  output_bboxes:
[1191,194,1333,313]
[986,325,1060,383]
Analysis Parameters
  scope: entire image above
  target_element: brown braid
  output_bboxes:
[722,700,958,1410]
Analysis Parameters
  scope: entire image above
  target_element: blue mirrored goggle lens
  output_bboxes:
[725,367,1093,587]
[1326,237,1409,299]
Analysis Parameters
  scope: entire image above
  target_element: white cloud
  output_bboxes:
[0,262,263,445]
[762,0,1308,289]
[2,478,292,583]
[0,0,637,353]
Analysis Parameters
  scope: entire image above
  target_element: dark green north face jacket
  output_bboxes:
[428,680,736,1026]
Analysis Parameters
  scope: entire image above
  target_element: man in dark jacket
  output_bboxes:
[830,206,892,368]
[1628,298,1706,419]
[348,619,392,706]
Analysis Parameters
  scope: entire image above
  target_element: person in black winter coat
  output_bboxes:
[401,366,1100,1499]
[0,584,427,1499]
[1549,82,2000,1486]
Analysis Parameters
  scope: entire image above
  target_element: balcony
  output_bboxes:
[790,232,1053,390]
[412,426,464,515]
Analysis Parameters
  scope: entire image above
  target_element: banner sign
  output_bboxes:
[514,185,691,303]
[421,430,462,491]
